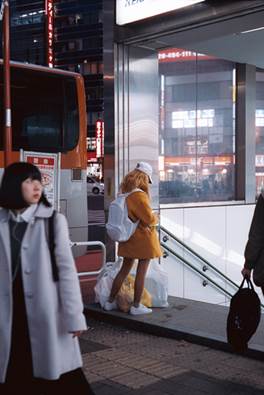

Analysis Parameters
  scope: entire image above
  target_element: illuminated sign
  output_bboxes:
[159,49,214,63]
[116,0,205,25]
[159,155,164,171]
[0,1,5,21]
[87,151,97,162]
[46,0,54,68]
[172,109,215,129]
[164,155,234,167]
[96,120,104,158]
[256,155,264,167]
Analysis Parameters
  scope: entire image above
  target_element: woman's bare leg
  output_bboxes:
[109,258,135,302]
[134,259,150,307]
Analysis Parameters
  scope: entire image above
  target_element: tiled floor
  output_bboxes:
[81,319,264,395]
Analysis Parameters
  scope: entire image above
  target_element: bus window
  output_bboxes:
[0,66,79,153]
[64,79,79,150]
[21,113,61,149]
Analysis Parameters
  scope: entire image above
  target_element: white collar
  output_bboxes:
[9,204,38,223]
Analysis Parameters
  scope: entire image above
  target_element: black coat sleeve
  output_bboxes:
[244,194,264,269]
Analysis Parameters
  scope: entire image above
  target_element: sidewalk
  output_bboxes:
[81,318,264,395]
[84,296,264,360]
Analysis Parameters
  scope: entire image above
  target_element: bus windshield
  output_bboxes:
[0,65,79,153]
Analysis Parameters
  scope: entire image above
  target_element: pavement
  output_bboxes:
[81,318,264,395]
[84,296,264,359]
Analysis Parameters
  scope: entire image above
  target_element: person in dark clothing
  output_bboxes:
[0,162,94,394]
[242,193,264,294]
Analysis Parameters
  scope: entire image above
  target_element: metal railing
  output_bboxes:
[161,241,235,299]
[71,240,106,278]
[161,225,264,308]
[160,225,260,302]
[160,225,239,291]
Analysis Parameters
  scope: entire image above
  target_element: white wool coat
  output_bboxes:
[0,203,87,382]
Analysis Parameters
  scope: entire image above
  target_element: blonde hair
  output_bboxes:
[120,169,150,196]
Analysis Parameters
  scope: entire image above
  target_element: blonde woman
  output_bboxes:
[105,162,162,315]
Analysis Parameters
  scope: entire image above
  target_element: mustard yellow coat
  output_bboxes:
[118,191,162,259]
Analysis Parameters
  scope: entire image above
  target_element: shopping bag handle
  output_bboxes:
[239,277,254,290]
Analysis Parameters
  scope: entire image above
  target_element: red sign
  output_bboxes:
[96,120,104,158]
[22,152,59,207]
[46,0,54,68]
[26,156,55,166]
[87,151,97,162]
[159,48,214,63]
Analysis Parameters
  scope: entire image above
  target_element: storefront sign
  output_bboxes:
[45,0,54,67]
[116,0,205,25]
[21,151,60,208]
[159,49,214,63]
[96,120,104,158]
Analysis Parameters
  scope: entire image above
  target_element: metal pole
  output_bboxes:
[3,0,12,167]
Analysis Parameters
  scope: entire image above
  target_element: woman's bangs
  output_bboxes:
[26,168,42,182]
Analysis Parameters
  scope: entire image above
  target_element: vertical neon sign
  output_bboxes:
[46,0,54,67]
[96,120,104,158]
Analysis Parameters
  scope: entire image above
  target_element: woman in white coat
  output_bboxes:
[0,162,94,394]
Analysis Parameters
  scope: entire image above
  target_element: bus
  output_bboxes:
[0,60,88,243]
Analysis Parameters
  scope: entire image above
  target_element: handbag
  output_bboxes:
[227,278,261,352]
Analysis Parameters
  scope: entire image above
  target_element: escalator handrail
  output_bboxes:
[160,225,239,290]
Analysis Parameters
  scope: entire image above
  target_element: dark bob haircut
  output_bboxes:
[0,162,51,210]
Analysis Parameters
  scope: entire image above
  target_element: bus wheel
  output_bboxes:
[93,187,100,194]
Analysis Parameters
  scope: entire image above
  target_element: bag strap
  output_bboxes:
[239,277,254,291]
[117,188,144,198]
[125,188,144,197]
[45,210,59,282]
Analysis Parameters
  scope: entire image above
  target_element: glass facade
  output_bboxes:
[159,49,236,204]
[8,0,46,65]
[256,70,264,196]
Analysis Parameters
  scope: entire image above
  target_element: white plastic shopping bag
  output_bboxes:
[144,260,169,308]
[130,259,169,308]
[94,258,123,307]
